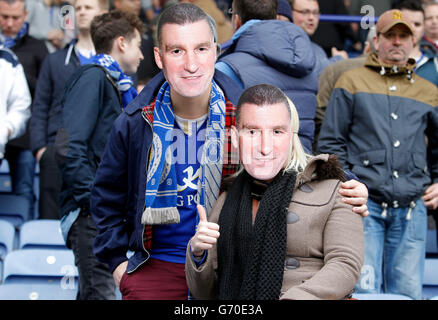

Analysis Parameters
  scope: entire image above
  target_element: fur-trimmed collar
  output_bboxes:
[296,154,346,187]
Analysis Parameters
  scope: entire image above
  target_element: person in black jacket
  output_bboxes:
[0,0,48,220]
[30,0,109,220]
[311,0,359,57]
[58,9,144,300]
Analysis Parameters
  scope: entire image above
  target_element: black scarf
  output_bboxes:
[216,169,297,300]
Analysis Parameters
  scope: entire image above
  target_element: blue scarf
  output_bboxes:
[0,23,28,48]
[142,80,226,225]
[90,54,137,109]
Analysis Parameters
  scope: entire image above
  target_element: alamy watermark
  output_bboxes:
[360,5,376,30]
[59,5,75,31]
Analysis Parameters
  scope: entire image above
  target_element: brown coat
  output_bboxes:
[185,154,364,300]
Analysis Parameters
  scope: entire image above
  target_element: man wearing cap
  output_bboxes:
[317,9,438,300]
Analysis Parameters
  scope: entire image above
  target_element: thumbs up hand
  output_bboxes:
[191,205,220,257]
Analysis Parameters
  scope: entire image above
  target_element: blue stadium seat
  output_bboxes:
[0,283,76,300]
[19,220,66,250]
[423,258,438,299]
[0,220,15,260]
[0,194,29,227]
[426,229,438,254]
[352,293,412,300]
[0,176,11,193]
[0,161,11,193]
[0,161,9,174]
[0,220,16,283]
[2,249,78,289]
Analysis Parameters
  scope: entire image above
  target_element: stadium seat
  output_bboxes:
[0,220,15,260]
[0,194,29,227]
[0,282,76,300]
[0,161,11,193]
[423,258,438,299]
[19,220,66,250]
[351,293,412,300]
[426,229,438,255]
[0,161,9,173]
[0,220,15,283]
[2,249,78,288]
[0,175,11,193]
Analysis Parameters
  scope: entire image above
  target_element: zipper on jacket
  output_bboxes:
[126,224,150,274]
[141,109,153,128]
[126,110,154,274]
[127,142,151,274]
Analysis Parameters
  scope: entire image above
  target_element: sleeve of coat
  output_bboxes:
[316,82,354,168]
[0,62,31,158]
[185,192,227,300]
[280,187,364,300]
[61,68,103,208]
[30,55,52,153]
[90,113,131,273]
[5,63,31,139]
[426,101,438,183]
[317,63,336,110]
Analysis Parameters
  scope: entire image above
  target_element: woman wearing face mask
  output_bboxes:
[185,84,364,300]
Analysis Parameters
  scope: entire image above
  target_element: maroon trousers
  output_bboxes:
[119,258,189,300]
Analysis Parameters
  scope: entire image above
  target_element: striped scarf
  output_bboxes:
[90,54,137,109]
[0,23,29,48]
[141,80,228,225]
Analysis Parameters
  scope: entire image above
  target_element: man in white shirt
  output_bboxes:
[0,47,31,163]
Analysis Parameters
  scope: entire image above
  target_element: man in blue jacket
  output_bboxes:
[91,2,369,300]
[217,0,369,215]
[91,3,242,300]
[30,0,109,220]
[216,0,317,153]
[59,10,144,300]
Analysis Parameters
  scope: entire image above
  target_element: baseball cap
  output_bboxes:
[376,9,414,35]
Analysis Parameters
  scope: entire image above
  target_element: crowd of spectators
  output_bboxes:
[1,0,437,300]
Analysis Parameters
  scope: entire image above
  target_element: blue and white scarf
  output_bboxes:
[90,53,137,109]
[142,80,226,225]
[0,22,28,48]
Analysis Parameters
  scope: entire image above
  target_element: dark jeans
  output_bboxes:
[38,145,62,219]
[67,213,116,300]
[4,145,36,219]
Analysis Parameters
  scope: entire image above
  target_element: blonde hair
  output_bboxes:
[283,96,310,173]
